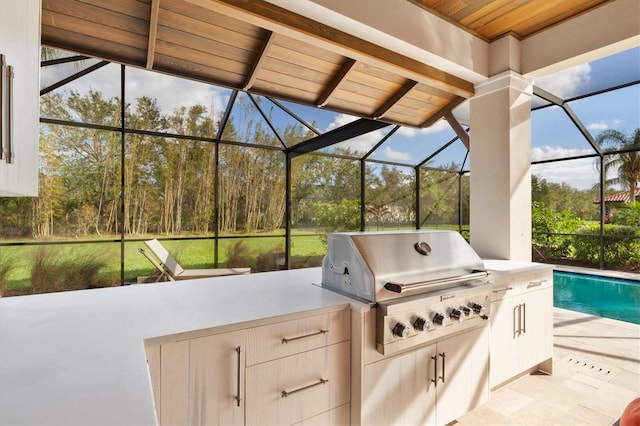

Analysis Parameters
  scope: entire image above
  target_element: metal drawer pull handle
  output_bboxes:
[527,279,547,288]
[492,287,513,293]
[235,346,242,407]
[431,355,438,384]
[281,329,328,344]
[439,352,446,383]
[281,378,328,398]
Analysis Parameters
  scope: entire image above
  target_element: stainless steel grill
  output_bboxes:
[321,230,492,355]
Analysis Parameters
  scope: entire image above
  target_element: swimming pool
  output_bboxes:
[553,271,640,325]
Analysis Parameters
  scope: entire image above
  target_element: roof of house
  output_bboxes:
[596,188,640,204]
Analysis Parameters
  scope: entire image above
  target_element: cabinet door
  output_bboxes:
[362,344,436,425]
[436,326,490,426]
[189,330,245,426]
[0,0,39,196]
[159,340,191,425]
[518,287,553,372]
[159,330,245,426]
[489,295,519,388]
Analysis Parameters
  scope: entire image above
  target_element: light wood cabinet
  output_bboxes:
[291,404,350,426]
[489,268,553,389]
[156,330,245,425]
[246,341,350,425]
[361,325,489,426]
[147,308,351,426]
[435,326,490,425]
[0,0,40,196]
[362,343,436,425]
[244,310,351,425]
[245,309,350,366]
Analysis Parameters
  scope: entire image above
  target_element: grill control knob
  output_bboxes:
[432,312,449,327]
[392,322,410,339]
[413,316,430,332]
[470,302,486,316]
[449,308,463,322]
[460,306,471,317]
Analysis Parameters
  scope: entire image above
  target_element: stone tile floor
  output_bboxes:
[455,308,640,425]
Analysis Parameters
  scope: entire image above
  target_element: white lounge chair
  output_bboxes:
[140,239,250,281]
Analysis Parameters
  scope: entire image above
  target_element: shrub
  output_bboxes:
[611,201,640,227]
[0,251,16,296]
[573,224,640,267]
[31,246,108,294]
[532,202,583,258]
[225,241,250,268]
[256,249,285,271]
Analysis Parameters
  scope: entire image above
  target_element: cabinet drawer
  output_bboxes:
[246,309,350,365]
[512,270,552,293]
[490,269,552,301]
[245,341,351,426]
[489,273,514,302]
[292,404,350,426]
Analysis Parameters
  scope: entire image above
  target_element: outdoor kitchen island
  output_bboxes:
[0,259,552,426]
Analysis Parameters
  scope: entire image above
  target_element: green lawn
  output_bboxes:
[0,231,328,294]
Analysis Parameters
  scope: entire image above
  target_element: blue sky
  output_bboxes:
[44,46,639,190]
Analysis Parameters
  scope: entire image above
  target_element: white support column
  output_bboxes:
[470,71,532,261]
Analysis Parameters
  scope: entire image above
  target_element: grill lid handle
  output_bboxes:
[384,270,490,293]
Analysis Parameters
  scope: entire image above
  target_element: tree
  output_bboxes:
[124,96,167,235]
[419,165,459,227]
[366,165,414,228]
[597,128,640,203]
[532,174,599,221]
[38,90,121,236]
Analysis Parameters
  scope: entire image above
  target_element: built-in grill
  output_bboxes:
[322,230,492,355]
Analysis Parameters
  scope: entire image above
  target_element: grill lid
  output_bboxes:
[322,230,487,302]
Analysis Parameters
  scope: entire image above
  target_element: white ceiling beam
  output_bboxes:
[521,0,640,80]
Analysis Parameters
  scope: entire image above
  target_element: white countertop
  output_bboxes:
[483,259,554,274]
[0,268,356,425]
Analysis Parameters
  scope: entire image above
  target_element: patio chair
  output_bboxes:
[140,239,250,281]
[138,247,174,282]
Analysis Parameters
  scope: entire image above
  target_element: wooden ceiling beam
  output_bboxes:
[242,30,275,91]
[372,79,418,120]
[187,0,474,98]
[316,58,356,108]
[420,96,466,128]
[146,0,160,69]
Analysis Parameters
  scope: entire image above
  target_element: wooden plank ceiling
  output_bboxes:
[41,0,609,129]
[411,0,611,41]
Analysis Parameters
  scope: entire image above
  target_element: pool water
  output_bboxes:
[553,271,640,325]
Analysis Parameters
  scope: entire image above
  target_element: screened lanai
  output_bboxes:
[0,0,638,295]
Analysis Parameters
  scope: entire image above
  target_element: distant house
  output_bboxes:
[595,188,640,222]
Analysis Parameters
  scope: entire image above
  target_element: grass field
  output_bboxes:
[0,232,327,294]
